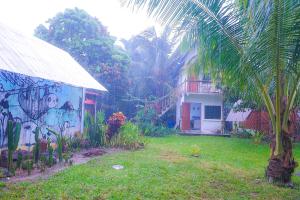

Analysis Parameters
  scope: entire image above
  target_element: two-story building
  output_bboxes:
[175,52,224,134]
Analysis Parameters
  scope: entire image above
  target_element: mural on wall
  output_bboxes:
[0,71,82,149]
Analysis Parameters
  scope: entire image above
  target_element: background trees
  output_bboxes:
[122,0,300,185]
[35,8,130,117]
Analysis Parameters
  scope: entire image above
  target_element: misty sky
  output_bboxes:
[0,0,161,39]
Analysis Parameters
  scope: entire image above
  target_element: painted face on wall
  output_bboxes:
[46,94,58,108]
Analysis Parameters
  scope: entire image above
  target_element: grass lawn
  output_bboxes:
[1,135,300,200]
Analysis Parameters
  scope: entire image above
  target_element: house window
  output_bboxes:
[204,105,221,119]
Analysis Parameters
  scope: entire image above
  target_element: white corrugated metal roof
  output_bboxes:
[226,109,252,122]
[0,22,107,91]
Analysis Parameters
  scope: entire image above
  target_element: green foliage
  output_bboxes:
[107,112,126,141]
[96,111,107,146]
[1,136,300,199]
[47,128,63,163]
[47,139,54,167]
[232,129,253,139]
[110,122,144,150]
[68,134,82,151]
[190,144,201,157]
[252,131,264,145]
[16,150,23,169]
[35,8,131,116]
[33,127,40,163]
[6,120,21,173]
[124,27,184,111]
[21,157,33,175]
[84,111,107,147]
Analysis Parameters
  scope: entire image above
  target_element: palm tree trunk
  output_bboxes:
[266,109,298,184]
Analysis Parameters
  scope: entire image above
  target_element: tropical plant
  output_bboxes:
[96,111,107,146]
[190,145,201,157]
[110,122,144,150]
[16,150,23,170]
[21,156,33,176]
[47,138,54,167]
[107,112,126,140]
[6,120,21,173]
[47,128,63,163]
[123,0,300,185]
[33,127,41,164]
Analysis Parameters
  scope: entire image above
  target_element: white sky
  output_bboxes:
[0,0,161,40]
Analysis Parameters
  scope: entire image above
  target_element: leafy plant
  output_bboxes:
[6,120,21,173]
[47,139,54,167]
[107,112,126,141]
[96,111,107,146]
[47,128,63,163]
[33,127,41,163]
[22,157,33,176]
[40,155,47,172]
[190,145,201,157]
[84,111,107,147]
[110,122,144,150]
[16,150,23,169]
[252,131,264,145]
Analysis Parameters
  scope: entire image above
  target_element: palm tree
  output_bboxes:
[122,0,300,185]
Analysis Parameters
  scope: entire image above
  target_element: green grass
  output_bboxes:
[1,135,300,199]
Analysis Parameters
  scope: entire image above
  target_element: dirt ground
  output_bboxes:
[4,148,121,183]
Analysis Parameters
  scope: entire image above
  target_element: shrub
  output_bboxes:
[252,131,265,144]
[134,108,175,137]
[22,157,33,175]
[190,145,201,157]
[232,129,253,138]
[110,122,144,150]
[47,139,54,167]
[107,112,126,140]
[68,133,82,151]
[143,123,175,137]
[84,111,107,147]
[95,111,107,146]
[16,150,23,169]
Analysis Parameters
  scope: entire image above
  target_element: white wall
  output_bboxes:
[180,93,223,134]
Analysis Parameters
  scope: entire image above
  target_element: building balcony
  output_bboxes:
[179,80,222,94]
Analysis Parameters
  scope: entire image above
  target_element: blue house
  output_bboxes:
[0,23,107,149]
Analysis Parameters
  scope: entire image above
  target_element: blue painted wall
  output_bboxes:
[0,70,83,149]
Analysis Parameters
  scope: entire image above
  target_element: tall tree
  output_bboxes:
[35,8,130,116]
[123,27,185,101]
[123,0,300,185]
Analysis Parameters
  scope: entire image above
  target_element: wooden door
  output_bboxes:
[181,103,191,130]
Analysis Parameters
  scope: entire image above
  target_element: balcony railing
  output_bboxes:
[180,80,221,94]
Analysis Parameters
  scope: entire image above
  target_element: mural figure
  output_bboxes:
[0,71,82,149]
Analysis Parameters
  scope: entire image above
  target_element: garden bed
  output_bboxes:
[1,147,121,183]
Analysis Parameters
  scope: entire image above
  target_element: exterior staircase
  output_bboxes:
[147,89,178,117]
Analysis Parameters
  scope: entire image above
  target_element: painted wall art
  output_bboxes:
[0,71,83,149]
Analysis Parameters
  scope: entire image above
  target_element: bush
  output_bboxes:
[107,112,126,140]
[142,123,175,137]
[190,145,201,157]
[134,108,175,137]
[232,129,253,138]
[95,111,107,146]
[110,122,144,150]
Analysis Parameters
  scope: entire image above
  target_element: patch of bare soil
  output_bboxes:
[5,148,121,183]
